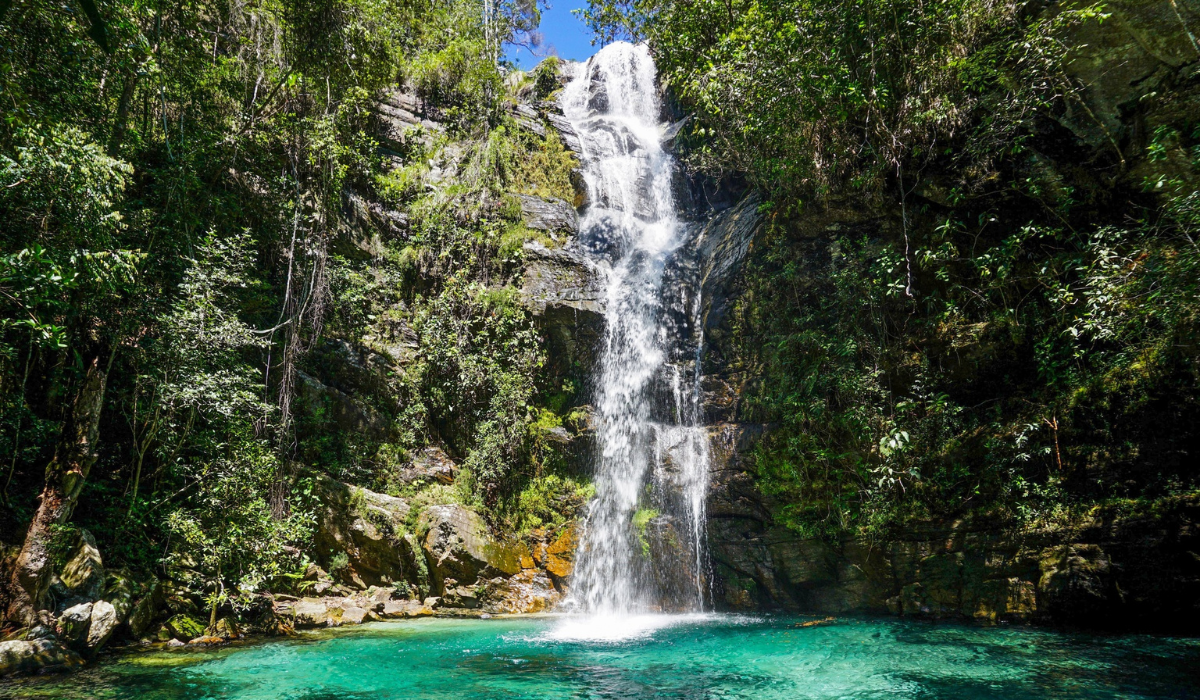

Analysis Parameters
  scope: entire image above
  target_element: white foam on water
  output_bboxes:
[540,613,724,644]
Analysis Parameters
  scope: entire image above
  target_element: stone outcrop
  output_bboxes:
[390,446,458,488]
[297,371,391,440]
[520,241,604,317]
[418,504,524,594]
[1058,0,1199,160]
[518,194,578,234]
[373,88,443,153]
[312,475,416,590]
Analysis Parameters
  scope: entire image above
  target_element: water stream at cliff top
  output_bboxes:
[558,42,711,625]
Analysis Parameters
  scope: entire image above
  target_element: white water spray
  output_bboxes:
[559,42,711,621]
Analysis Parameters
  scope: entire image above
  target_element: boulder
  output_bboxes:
[482,570,561,614]
[54,529,105,605]
[292,599,330,628]
[392,446,458,488]
[209,617,240,640]
[518,194,578,234]
[0,639,84,677]
[418,504,523,595]
[380,600,434,618]
[56,603,92,648]
[163,614,206,642]
[341,607,369,625]
[126,579,164,638]
[85,600,119,650]
[312,475,416,589]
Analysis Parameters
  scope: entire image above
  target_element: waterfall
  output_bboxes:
[559,42,711,618]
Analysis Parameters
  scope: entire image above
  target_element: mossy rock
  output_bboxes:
[163,614,205,641]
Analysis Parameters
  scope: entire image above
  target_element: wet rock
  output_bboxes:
[660,116,689,151]
[0,639,84,677]
[518,194,578,234]
[545,112,583,155]
[696,191,762,309]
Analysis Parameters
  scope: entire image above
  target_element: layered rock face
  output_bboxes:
[706,425,1200,628]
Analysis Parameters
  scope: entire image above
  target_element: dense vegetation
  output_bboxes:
[2,0,1197,636]
[0,0,589,624]
[585,0,1200,536]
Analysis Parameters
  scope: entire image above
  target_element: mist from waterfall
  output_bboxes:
[557,42,711,622]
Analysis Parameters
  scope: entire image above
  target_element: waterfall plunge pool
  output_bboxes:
[5,615,1199,699]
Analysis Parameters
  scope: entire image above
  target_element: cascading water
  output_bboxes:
[558,42,712,621]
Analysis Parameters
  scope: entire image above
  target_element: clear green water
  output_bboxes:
[4,614,1199,699]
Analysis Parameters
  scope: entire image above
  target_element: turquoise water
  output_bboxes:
[4,614,1199,699]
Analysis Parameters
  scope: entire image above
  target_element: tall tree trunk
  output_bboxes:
[4,354,108,627]
[108,68,142,157]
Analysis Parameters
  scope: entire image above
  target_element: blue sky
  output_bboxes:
[505,2,598,69]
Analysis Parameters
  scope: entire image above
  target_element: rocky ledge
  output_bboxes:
[0,470,578,677]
